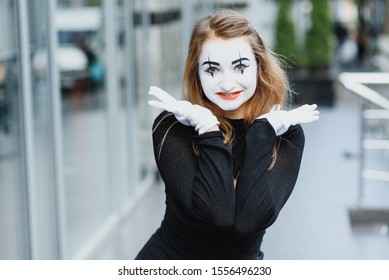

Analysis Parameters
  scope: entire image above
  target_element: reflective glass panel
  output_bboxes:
[56,1,111,258]
[28,0,58,259]
[116,0,132,196]
[0,0,30,259]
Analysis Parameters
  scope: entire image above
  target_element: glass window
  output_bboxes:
[115,0,132,197]
[28,0,58,259]
[0,0,30,259]
[57,1,111,258]
[133,1,152,182]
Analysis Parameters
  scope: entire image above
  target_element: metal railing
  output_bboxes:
[339,72,389,212]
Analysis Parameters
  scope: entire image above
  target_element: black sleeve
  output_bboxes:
[234,119,305,236]
[152,111,235,229]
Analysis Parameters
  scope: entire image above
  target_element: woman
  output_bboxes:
[136,10,319,260]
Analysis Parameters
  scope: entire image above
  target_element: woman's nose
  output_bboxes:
[220,71,236,92]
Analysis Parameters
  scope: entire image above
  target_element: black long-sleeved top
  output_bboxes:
[135,111,305,259]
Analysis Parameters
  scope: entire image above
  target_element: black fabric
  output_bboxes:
[136,111,305,260]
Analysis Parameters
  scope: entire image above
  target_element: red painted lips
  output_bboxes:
[216,90,243,100]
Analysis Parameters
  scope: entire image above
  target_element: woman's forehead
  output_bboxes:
[199,37,254,63]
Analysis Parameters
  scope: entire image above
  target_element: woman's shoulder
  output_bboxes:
[285,124,304,137]
[280,124,305,147]
[152,111,177,130]
[152,111,195,137]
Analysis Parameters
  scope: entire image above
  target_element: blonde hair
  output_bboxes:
[183,9,290,167]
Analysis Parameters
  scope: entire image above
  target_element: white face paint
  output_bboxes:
[198,37,257,118]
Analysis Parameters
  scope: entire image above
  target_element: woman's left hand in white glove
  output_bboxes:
[257,104,319,136]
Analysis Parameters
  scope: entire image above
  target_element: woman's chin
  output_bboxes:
[220,106,239,112]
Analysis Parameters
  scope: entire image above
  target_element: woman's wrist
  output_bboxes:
[202,125,220,134]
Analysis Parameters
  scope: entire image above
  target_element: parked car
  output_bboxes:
[32,7,103,91]
[33,45,88,90]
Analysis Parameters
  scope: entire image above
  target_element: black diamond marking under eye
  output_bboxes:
[202,57,220,78]
[232,53,249,74]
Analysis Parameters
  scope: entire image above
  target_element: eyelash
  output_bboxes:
[204,64,249,77]
[234,63,249,73]
[205,67,219,77]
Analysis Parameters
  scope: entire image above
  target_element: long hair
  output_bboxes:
[183,9,290,167]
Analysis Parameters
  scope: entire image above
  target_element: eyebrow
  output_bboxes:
[231,57,250,65]
[201,57,220,67]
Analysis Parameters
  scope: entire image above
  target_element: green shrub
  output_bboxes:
[305,0,334,69]
[274,0,302,68]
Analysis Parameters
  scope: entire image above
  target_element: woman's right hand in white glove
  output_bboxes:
[148,86,220,134]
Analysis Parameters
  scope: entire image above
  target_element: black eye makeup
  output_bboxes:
[205,66,218,77]
[232,53,250,74]
[202,57,220,78]
[201,54,251,77]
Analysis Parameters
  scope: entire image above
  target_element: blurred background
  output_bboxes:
[0,0,388,260]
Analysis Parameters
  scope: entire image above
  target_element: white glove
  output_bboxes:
[257,104,319,136]
[148,86,220,134]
